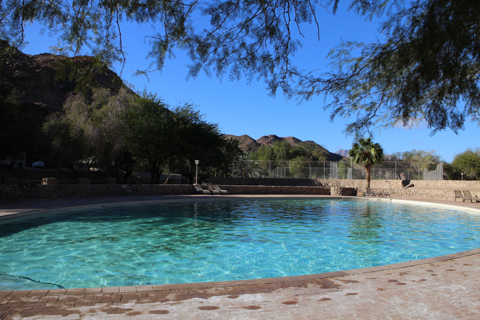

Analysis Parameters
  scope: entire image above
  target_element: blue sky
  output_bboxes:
[20,3,479,163]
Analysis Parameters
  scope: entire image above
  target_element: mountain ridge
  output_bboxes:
[224,134,344,161]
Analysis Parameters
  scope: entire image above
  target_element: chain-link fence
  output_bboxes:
[231,160,444,180]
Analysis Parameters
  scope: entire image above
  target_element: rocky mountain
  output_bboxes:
[335,149,350,157]
[0,40,129,134]
[224,134,344,161]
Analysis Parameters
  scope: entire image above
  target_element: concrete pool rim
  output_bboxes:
[1,195,480,298]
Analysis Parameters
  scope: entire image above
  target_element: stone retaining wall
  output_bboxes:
[34,184,333,198]
[0,185,18,199]
[330,187,357,197]
[16,179,480,200]
[317,179,480,191]
[35,184,197,199]
[317,179,480,201]
[221,185,330,195]
[210,177,321,186]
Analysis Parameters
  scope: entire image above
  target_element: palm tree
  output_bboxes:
[349,138,384,192]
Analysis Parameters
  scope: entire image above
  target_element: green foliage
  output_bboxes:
[0,45,36,159]
[123,93,177,183]
[390,149,442,178]
[42,115,89,175]
[289,156,308,178]
[293,0,480,136]
[451,148,480,180]
[337,158,352,179]
[250,140,327,162]
[4,0,476,141]
[0,0,338,81]
[219,138,244,177]
[390,150,442,163]
[349,138,384,189]
[0,77,32,158]
[42,87,133,178]
[123,93,223,183]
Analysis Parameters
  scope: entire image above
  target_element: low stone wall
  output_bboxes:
[0,185,18,199]
[35,184,197,199]
[316,179,480,201]
[210,177,321,186]
[35,184,332,198]
[317,179,480,191]
[222,185,330,195]
[23,179,480,200]
[330,187,357,197]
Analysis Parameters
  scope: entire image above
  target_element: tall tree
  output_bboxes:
[123,94,223,183]
[219,138,244,177]
[42,115,89,177]
[61,87,134,179]
[349,138,384,191]
[123,93,177,184]
[390,150,441,163]
[451,148,480,180]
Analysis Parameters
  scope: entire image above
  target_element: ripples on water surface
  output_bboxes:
[1,198,479,290]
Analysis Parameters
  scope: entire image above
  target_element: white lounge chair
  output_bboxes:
[214,185,228,194]
[194,185,211,194]
[454,190,464,201]
[462,190,480,203]
[207,183,221,194]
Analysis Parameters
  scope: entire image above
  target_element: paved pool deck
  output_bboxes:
[1,195,480,319]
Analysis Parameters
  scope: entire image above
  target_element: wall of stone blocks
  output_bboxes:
[317,179,480,201]
[23,179,480,200]
[210,177,322,186]
[34,184,332,198]
[221,185,330,195]
[316,179,480,191]
[0,186,18,199]
[35,184,198,199]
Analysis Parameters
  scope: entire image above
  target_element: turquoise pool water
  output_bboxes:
[1,198,479,290]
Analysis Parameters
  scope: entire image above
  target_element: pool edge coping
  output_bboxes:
[1,194,480,298]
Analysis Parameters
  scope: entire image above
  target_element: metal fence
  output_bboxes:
[232,160,444,180]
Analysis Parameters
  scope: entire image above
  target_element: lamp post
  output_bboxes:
[195,160,199,185]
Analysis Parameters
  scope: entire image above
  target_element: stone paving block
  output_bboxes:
[66,288,85,295]
[26,289,49,297]
[119,286,137,293]
[168,283,187,290]
[102,287,120,293]
[48,289,67,295]
[198,282,218,289]
[136,285,153,292]
[84,287,102,294]
[152,285,170,292]
[8,290,30,297]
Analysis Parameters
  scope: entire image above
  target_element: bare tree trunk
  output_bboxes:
[365,167,371,192]
[149,162,158,184]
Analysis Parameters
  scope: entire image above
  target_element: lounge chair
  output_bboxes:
[207,183,221,194]
[214,185,228,194]
[454,190,464,201]
[194,185,211,194]
[462,190,480,203]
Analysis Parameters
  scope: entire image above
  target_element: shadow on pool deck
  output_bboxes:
[1,195,480,319]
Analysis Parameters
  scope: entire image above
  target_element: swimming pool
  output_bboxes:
[1,197,479,291]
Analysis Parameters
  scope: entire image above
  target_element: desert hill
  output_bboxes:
[224,134,344,161]
[335,149,350,157]
[0,40,130,135]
